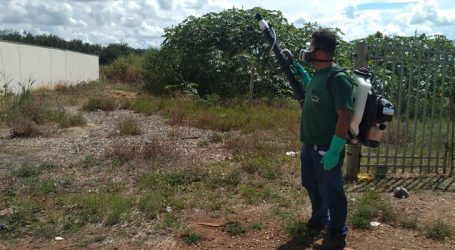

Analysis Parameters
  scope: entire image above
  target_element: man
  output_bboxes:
[292,30,353,250]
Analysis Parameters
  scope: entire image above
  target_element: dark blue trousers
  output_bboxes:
[300,144,348,239]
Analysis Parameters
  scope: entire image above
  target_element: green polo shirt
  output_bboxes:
[300,66,354,145]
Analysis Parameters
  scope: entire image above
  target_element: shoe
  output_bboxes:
[314,236,346,250]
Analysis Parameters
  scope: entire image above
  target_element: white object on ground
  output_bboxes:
[286,151,297,157]
[370,221,381,227]
[55,237,64,241]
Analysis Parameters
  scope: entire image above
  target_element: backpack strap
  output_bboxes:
[326,68,347,101]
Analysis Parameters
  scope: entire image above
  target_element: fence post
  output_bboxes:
[345,41,368,180]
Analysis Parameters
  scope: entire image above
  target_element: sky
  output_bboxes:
[1,0,454,48]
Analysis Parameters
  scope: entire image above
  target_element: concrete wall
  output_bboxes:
[0,40,99,93]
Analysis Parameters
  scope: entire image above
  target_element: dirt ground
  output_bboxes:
[1,101,454,249]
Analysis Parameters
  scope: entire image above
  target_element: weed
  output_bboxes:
[82,155,100,169]
[36,179,57,195]
[60,175,74,188]
[112,140,177,162]
[6,198,40,231]
[9,117,42,137]
[222,169,242,188]
[181,231,203,245]
[248,222,263,231]
[13,163,42,178]
[129,96,165,115]
[83,97,117,111]
[398,216,418,229]
[224,221,246,236]
[162,167,208,187]
[58,112,86,128]
[105,196,133,226]
[155,213,183,232]
[425,220,453,242]
[39,162,58,170]
[138,191,164,219]
[350,189,396,229]
[239,182,276,205]
[116,117,142,136]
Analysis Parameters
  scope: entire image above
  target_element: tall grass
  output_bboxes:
[130,95,301,134]
[0,84,86,136]
[102,54,144,84]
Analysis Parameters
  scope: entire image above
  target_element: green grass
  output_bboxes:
[181,230,203,245]
[138,191,164,219]
[13,163,43,178]
[224,221,246,236]
[129,95,300,134]
[350,189,396,229]
[425,220,453,242]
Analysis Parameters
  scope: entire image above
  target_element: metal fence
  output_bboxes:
[359,36,455,176]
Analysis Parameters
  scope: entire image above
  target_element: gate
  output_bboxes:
[358,35,455,176]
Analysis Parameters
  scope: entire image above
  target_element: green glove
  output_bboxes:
[320,135,346,171]
[291,62,311,88]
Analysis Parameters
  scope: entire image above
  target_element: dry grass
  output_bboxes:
[115,118,142,136]
[111,139,178,162]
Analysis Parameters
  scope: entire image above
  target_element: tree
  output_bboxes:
[144,7,346,98]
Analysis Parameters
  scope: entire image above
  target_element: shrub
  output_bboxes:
[102,54,144,84]
[425,220,453,242]
[116,118,142,136]
[83,97,117,111]
[9,117,42,137]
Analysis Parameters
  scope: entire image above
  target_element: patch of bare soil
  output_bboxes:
[0,109,229,171]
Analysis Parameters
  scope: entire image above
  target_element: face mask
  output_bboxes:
[298,41,335,63]
[299,42,314,63]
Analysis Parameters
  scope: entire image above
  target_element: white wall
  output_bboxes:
[0,40,99,92]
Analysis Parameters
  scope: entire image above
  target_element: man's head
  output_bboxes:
[300,29,338,69]
[310,29,338,58]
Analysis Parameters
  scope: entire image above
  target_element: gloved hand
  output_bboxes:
[320,135,346,171]
[291,62,311,88]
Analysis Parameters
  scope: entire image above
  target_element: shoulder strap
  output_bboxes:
[326,68,347,100]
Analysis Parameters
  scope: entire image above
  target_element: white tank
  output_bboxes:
[350,73,372,136]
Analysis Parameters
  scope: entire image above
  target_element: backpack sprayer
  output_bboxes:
[255,13,395,147]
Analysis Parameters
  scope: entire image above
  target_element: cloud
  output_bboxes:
[410,1,455,26]
[0,0,454,49]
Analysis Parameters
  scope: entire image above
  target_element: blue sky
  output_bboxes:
[0,0,454,48]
